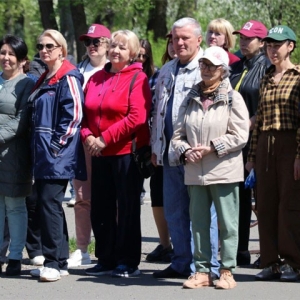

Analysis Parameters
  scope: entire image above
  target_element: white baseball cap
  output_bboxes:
[200,46,229,66]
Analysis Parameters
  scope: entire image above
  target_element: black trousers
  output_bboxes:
[35,179,69,271]
[238,147,252,252]
[26,183,43,259]
[91,154,143,268]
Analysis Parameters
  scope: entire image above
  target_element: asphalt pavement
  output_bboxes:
[0,179,299,299]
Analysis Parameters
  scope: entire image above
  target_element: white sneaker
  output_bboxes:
[40,267,61,282]
[31,267,69,277]
[67,249,91,267]
[30,256,45,266]
[67,198,76,207]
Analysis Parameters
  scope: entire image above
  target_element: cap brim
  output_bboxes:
[262,34,288,42]
[232,30,257,38]
[200,57,222,66]
[79,33,102,41]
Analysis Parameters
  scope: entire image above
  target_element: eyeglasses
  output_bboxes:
[199,61,220,72]
[83,38,107,47]
[137,53,148,59]
[36,43,60,51]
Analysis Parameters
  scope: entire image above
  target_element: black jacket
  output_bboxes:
[230,52,270,118]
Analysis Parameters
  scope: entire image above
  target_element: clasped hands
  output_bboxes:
[185,144,214,163]
[85,135,106,156]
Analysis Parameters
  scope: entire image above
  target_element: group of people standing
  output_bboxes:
[0,14,300,290]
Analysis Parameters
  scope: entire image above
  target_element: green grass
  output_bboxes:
[69,237,95,255]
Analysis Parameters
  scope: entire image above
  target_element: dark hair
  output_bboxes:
[139,39,155,78]
[0,34,28,62]
[161,37,173,65]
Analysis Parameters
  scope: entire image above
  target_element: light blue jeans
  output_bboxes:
[163,157,220,276]
[0,195,27,260]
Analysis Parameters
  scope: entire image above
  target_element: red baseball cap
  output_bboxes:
[79,24,111,41]
[233,20,267,39]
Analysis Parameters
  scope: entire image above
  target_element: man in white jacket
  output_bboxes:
[151,17,220,279]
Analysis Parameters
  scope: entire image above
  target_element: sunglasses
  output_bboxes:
[199,61,220,72]
[36,43,60,51]
[83,38,107,47]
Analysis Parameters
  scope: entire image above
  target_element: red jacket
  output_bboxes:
[81,62,151,156]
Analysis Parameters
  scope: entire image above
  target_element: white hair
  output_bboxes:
[172,17,202,36]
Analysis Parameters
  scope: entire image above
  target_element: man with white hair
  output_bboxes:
[151,17,219,279]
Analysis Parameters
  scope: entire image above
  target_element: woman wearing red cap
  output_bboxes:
[229,20,270,267]
[68,23,111,268]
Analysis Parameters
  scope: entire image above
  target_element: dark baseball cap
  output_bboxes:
[233,20,267,39]
[79,24,111,41]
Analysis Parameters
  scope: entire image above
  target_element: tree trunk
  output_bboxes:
[38,0,58,30]
[70,0,87,63]
[147,0,167,41]
[58,0,76,61]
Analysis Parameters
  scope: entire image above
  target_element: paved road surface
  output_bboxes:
[0,179,299,299]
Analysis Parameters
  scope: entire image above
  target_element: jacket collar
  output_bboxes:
[34,60,76,91]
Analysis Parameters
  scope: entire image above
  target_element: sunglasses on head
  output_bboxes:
[83,38,105,47]
[36,43,60,51]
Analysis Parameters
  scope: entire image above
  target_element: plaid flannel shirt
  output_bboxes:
[248,64,300,162]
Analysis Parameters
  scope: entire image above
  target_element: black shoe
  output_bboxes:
[253,255,261,269]
[85,264,113,276]
[6,259,21,276]
[210,272,219,282]
[237,251,251,266]
[153,265,187,279]
[255,264,281,281]
[280,264,300,282]
[146,244,173,262]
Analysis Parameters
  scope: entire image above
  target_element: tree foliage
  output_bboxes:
[0,0,300,63]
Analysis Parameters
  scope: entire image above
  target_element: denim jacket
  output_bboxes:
[151,48,203,166]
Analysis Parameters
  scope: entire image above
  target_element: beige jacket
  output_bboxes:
[171,79,249,185]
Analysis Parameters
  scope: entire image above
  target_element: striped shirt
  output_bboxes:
[248,64,300,161]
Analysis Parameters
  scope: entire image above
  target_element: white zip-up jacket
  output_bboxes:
[151,48,203,166]
[171,80,249,185]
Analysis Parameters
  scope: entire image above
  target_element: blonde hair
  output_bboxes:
[38,29,68,58]
[110,30,140,60]
[206,18,236,50]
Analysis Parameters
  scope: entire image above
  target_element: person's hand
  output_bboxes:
[151,153,157,167]
[85,135,96,153]
[294,158,300,180]
[185,149,202,163]
[52,149,59,157]
[90,136,106,156]
[193,144,214,157]
[245,161,255,173]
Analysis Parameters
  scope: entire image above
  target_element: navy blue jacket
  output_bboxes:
[30,60,84,180]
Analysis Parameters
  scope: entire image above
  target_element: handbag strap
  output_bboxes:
[129,72,140,154]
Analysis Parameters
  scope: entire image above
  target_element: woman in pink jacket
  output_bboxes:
[81,30,151,278]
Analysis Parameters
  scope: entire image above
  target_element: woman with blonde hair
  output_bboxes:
[82,30,151,278]
[206,18,240,65]
[29,29,84,282]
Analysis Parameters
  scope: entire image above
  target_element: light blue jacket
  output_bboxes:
[151,48,203,166]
